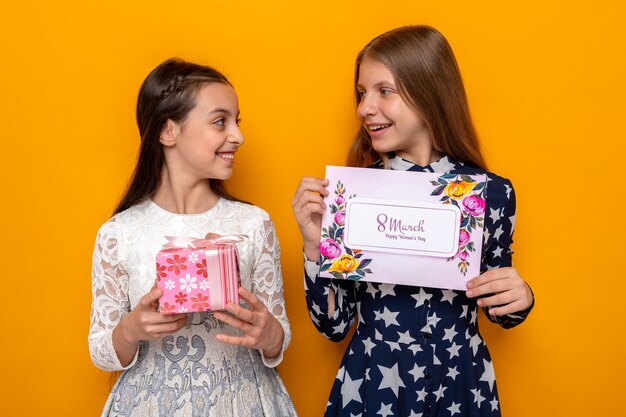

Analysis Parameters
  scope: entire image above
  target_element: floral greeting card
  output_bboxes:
[318,166,487,290]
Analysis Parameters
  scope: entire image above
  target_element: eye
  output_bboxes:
[214,118,225,127]
[357,90,366,98]
[236,117,242,126]
[380,88,393,96]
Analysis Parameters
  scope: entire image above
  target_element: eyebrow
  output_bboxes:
[357,81,396,89]
[208,108,233,116]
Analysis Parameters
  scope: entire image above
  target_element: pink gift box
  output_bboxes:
[156,235,242,314]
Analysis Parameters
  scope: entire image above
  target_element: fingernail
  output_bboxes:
[466,290,473,297]
[477,299,482,306]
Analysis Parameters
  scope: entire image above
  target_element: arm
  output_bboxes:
[304,257,357,342]
[89,220,188,371]
[88,220,136,371]
[214,214,290,368]
[292,176,357,341]
[466,180,534,328]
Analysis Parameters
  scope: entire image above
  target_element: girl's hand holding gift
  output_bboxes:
[466,267,534,316]
[214,287,284,359]
[113,281,188,366]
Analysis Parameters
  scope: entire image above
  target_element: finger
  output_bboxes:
[155,316,188,333]
[238,287,265,311]
[476,290,516,308]
[140,287,163,309]
[292,178,329,206]
[213,311,252,332]
[158,313,189,322]
[299,177,330,191]
[294,192,327,214]
[152,323,188,339]
[304,203,327,220]
[171,314,189,328]
[215,333,251,347]
[466,275,511,298]
[487,299,526,316]
[140,311,175,326]
[294,206,325,229]
[223,302,257,324]
[466,268,506,289]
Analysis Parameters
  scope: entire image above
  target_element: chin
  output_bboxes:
[208,171,233,181]
[221,171,235,180]
[371,144,396,155]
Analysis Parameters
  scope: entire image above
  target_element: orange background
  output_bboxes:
[1,1,624,416]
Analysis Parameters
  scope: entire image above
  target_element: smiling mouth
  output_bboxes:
[368,123,392,132]
[217,152,234,161]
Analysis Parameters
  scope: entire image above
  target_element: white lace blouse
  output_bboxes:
[89,198,295,416]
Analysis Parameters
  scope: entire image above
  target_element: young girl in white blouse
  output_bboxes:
[89,58,296,416]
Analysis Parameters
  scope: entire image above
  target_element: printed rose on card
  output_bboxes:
[318,166,487,290]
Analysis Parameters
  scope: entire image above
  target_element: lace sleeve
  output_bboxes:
[88,219,138,371]
[249,213,290,368]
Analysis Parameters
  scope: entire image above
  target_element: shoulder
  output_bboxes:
[220,199,272,227]
[452,164,515,208]
[107,200,151,225]
[94,201,151,243]
[485,171,515,210]
[487,172,514,204]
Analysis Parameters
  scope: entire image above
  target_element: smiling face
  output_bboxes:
[356,58,432,162]
[163,82,244,182]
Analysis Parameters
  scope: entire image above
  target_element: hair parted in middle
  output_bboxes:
[347,25,487,171]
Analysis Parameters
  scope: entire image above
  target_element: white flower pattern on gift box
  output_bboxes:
[188,252,199,263]
[165,279,176,291]
[177,306,188,313]
[199,279,210,291]
[179,274,197,293]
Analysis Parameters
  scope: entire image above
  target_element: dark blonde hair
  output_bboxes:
[115,58,238,214]
[347,25,487,170]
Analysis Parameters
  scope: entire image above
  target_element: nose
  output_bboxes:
[357,93,377,119]
[229,126,245,146]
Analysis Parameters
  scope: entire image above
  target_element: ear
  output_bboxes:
[160,119,179,147]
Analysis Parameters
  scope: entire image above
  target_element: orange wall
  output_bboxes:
[1,1,624,415]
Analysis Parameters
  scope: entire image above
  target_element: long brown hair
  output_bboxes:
[114,58,239,215]
[347,25,487,170]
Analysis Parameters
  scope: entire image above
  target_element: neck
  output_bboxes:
[152,166,219,214]
[396,147,444,167]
